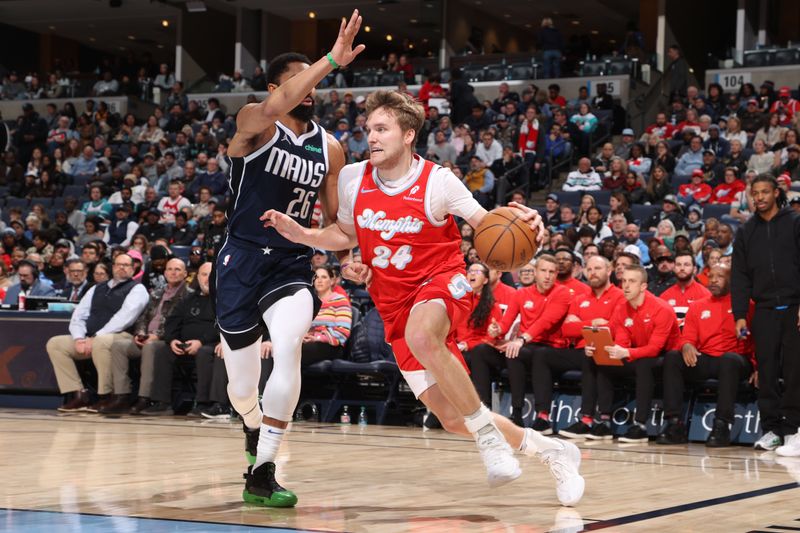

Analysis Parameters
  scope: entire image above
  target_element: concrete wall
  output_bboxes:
[705,64,800,94]
[0,97,128,121]
[184,75,631,117]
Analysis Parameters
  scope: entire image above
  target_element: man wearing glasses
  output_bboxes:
[46,253,149,412]
[53,258,91,303]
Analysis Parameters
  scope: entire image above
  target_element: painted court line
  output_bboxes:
[580,482,800,530]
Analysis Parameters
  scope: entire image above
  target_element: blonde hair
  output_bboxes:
[365,90,425,143]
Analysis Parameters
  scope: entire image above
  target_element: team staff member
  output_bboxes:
[554,247,591,298]
[489,255,571,433]
[589,265,681,443]
[658,265,754,447]
[659,251,711,325]
[558,256,626,439]
[732,174,800,454]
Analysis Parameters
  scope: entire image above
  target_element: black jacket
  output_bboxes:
[163,290,219,345]
[732,207,800,319]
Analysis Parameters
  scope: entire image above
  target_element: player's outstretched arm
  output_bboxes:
[261,209,357,251]
[235,10,366,136]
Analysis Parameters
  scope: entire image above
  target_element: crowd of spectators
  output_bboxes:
[2,48,800,439]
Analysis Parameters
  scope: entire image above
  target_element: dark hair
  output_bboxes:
[313,264,335,279]
[17,259,39,277]
[468,263,494,330]
[753,173,787,208]
[674,250,696,266]
[267,53,312,87]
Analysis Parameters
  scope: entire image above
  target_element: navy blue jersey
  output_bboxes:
[224,120,329,250]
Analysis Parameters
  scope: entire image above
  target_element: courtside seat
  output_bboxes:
[304,360,333,374]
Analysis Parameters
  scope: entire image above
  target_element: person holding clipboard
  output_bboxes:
[557,256,625,440]
[587,264,681,443]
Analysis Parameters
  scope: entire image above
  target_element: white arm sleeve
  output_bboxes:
[335,161,367,226]
[428,167,483,223]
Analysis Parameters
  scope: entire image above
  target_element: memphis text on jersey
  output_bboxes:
[356,208,424,240]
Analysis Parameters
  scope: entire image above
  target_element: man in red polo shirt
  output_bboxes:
[660,251,711,325]
[657,265,754,447]
[489,254,571,428]
[553,256,625,439]
[588,264,681,442]
[554,247,591,298]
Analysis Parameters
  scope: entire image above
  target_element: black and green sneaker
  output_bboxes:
[242,462,298,507]
[244,424,259,466]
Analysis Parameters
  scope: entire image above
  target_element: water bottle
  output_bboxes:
[358,406,368,427]
[18,292,26,311]
[294,405,305,422]
[309,403,320,423]
[340,405,351,424]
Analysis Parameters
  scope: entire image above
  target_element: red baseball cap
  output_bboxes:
[692,169,704,178]
[777,174,792,188]
[779,86,791,96]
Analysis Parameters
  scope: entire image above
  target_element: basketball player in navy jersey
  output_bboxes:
[217,10,365,507]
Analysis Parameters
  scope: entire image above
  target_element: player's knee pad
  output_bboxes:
[220,326,262,351]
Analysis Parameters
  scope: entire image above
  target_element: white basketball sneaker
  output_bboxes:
[475,426,522,488]
[776,431,800,457]
[754,431,783,451]
[538,437,585,506]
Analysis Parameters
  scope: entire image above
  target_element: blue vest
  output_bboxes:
[108,219,132,245]
[85,279,137,336]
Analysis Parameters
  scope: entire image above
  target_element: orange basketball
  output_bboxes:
[472,206,539,271]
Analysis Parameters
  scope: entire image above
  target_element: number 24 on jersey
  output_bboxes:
[372,245,413,270]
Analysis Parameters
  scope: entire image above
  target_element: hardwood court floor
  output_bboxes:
[1,408,799,532]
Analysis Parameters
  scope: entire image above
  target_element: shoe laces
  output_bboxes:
[539,448,567,484]
[759,431,779,444]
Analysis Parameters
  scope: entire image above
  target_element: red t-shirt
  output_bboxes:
[455,291,504,350]
[711,180,746,204]
[610,291,681,360]
[556,276,591,299]
[678,182,713,204]
[500,283,571,348]
[562,284,626,348]
[660,280,712,325]
[681,294,754,361]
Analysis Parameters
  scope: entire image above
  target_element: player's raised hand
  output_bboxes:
[329,9,366,68]
[260,209,306,243]
[507,201,545,244]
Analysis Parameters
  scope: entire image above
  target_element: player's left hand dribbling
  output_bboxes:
[342,262,372,287]
[507,201,545,244]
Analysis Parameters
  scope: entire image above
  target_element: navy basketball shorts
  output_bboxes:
[215,239,316,335]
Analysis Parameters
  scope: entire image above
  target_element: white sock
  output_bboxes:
[463,404,499,439]
[254,423,285,469]
[522,427,562,456]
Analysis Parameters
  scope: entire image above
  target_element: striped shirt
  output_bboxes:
[309,292,352,347]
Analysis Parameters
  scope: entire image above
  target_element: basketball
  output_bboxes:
[472,207,539,271]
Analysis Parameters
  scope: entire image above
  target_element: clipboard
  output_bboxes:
[581,326,623,366]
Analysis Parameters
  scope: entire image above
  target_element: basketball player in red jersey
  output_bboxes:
[261,90,584,506]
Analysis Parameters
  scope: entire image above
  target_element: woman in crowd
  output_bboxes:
[137,115,166,145]
[80,185,113,219]
[747,138,774,175]
[0,261,12,302]
[300,265,352,365]
[92,261,111,284]
[602,157,628,191]
[755,112,786,150]
[77,216,105,247]
[656,218,677,250]
[773,128,799,166]
[627,143,652,178]
[623,171,647,205]
[576,194,596,226]
[607,191,633,223]
[723,116,748,147]
[570,102,598,135]
[644,164,671,204]
[722,169,757,225]
[32,169,60,198]
[456,263,513,421]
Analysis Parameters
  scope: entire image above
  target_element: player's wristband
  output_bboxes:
[326,52,340,69]
[516,336,528,345]
[340,262,351,271]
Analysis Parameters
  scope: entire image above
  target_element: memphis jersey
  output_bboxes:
[225,120,329,249]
